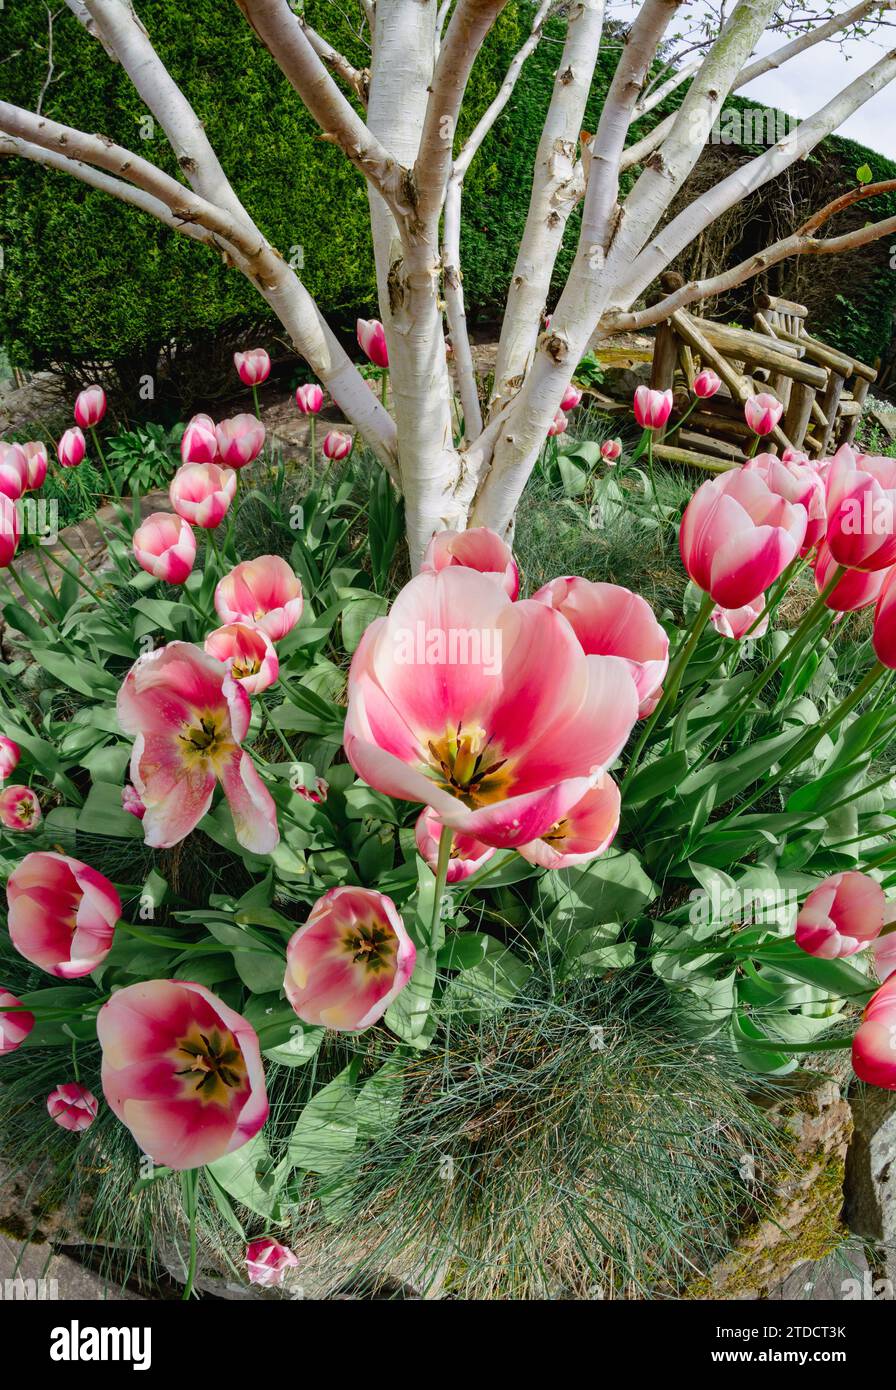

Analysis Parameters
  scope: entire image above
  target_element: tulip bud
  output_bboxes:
[852,975,896,1089]
[121,783,146,820]
[133,513,197,585]
[215,414,265,469]
[21,441,48,491]
[0,737,20,782]
[744,392,783,436]
[547,410,568,437]
[711,596,768,640]
[246,1239,299,1288]
[47,1083,99,1132]
[600,438,622,463]
[633,386,673,430]
[795,871,885,959]
[0,495,20,568]
[234,347,271,387]
[0,989,34,1055]
[181,413,219,466]
[356,317,389,369]
[74,384,107,429]
[560,384,583,411]
[322,429,353,461]
[693,369,721,399]
[295,383,324,415]
[57,427,86,469]
[0,444,27,501]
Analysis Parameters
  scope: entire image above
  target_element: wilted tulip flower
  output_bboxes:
[0,444,27,501]
[181,413,219,466]
[215,414,265,469]
[344,568,639,849]
[517,776,620,870]
[47,1083,99,1133]
[824,444,896,572]
[294,776,328,804]
[234,348,271,387]
[322,429,352,461]
[246,1239,299,1288]
[214,555,303,641]
[0,736,20,782]
[74,385,107,429]
[122,783,146,820]
[98,980,269,1170]
[169,462,236,530]
[745,452,826,555]
[204,623,279,695]
[6,851,120,977]
[284,886,416,1031]
[57,427,86,469]
[679,465,807,610]
[421,527,519,600]
[795,871,885,959]
[633,386,673,430]
[711,595,768,641]
[560,384,583,411]
[693,369,722,399]
[357,317,389,369]
[852,975,896,1089]
[547,410,568,437]
[0,990,34,1055]
[133,513,196,585]
[744,392,783,436]
[295,383,324,415]
[814,540,885,613]
[532,576,669,719]
[415,807,495,883]
[0,785,41,832]
[600,438,622,463]
[117,642,279,853]
[20,441,48,491]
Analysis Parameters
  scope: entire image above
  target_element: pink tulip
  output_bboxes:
[322,429,353,461]
[6,851,120,978]
[633,386,673,430]
[744,392,783,436]
[814,540,885,613]
[20,441,48,491]
[344,567,639,849]
[118,642,279,854]
[97,979,269,1170]
[795,871,885,959]
[0,494,19,568]
[356,317,389,369]
[122,783,146,819]
[215,414,265,470]
[234,348,271,387]
[600,438,622,463]
[711,595,768,640]
[214,556,303,642]
[782,447,812,465]
[57,427,86,469]
[679,465,807,609]
[1,989,34,1055]
[547,410,568,437]
[421,527,519,600]
[852,975,896,1089]
[169,462,236,530]
[133,513,196,586]
[543,314,552,330]
[295,383,324,415]
[47,1082,99,1133]
[693,369,721,399]
[560,385,583,411]
[0,785,41,832]
[745,452,826,555]
[824,444,896,572]
[0,445,27,501]
[295,776,328,804]
[872,565,896,668]
[517,775,620,870]
[532,576,669,719]
[181,413,219,466]
[74,384,107,429]
[284,886,416,1031]
[415,807,495,883]
[246,1238,299,1288]
[0,736,20,782]
[872,908,896,982]
[204,623,279,695]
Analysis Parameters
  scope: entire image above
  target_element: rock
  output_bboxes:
[844,1085,896,1242]
[868,407,896,442]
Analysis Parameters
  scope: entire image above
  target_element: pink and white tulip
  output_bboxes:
[74,385,107,429]
[0,736,20,782]
[284,886,416,1031]
[744,392,783,436]
[872,565,896,668]
[57,427,86,469]
[852,975,896,1089]
[295,383,324,415]
[633,386,673,430]
[97,980,269,1170]
[795,871,885,960]
[746,452,826,554]
[560,384,583,411]
[214,556,303,642]
[356,318,389,369]
[47,1083,99,1133]
[421,527,519,600]
[344,568,639,850]
[0,495,19,569]
[600,438,622,464]
[234,348,271,387]
[117,641,279,854]
[181,413,219,466]
[322,429,352,461]
[20,441,48,491]
[0,785,41,831]
[814,540,885,613]
[824,444,896,572]
[133,513,196,585]
[0,990,34,1055]
[215,414,265,470]
[517,775,620,870]
[6,851,120,978]
[693,369,721,399]
[415,807,495,883]
[204,623,279,695]
[532,576,669,719]
[295,776,328,804]
[547,410,568,437]
[246,1238,299,1288]
[711,595,768,641]
[122,783,146,819]
[169,463,236,530]
[0,445,27,501]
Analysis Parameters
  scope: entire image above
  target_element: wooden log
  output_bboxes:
[755,293,808,318]
[838,375,871,447]
[768,373,793,411]
[819,369,846,455]
[651,320,678,392]
[670,310,793,451]
[651,443,734,473]
[681,315,827,388]
[783,380,815,450]
[764,326,854,377]
[677,429,746,461]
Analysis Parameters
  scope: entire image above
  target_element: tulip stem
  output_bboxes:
[431,824,453,952]
[39,544,104,604]
[180,1168,200,1301]
[309,415,317,492]
[90,427,118,500]
[381,369,389,409]
[252,385,261,420]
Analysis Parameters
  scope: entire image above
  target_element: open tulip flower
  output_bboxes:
[322,429,352,461]
[344,567,639,850]
[710,595,768,641]
[284,886,416,1031]
[356,317,389,369]
[133,513,196,585]
[0,785,41,832]
[246,1238,300,1287]
[415,807,495,883]
[215,414,265,469]
[0,736,20,782]
[295,383,324,415]
[57,426,86,469]
[181,413,219,465]
[814,540,886,613]
[633,385,673,430]
[0,989,34,1055]
[679,464,807,609]
[170,462,236,529]
[824,444,896,572]
[852,975,896,1089]
[743,392,783,436]
[795,871,885,959]
[47,1083,99,1133]
[746,452,826,554]
[214,556,303,641]
[20,441,48,491]
[6,851,121,978]
[234,347,271,387]
[97,980,269,1170]
[421,527,520,600]
[73,384,107,429]
[117,641,279,854]
[517,775,621,870]
[0,444,28,501]
[204,623,279,695]
[532,577,668,719]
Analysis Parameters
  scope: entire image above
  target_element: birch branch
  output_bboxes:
[632,57,700,120]
[299,19,369,105]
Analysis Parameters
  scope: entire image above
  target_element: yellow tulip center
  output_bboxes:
[178,710,231,771]
[342,919,397,975]
[174,1026,247,1105]
[425,723,511,808]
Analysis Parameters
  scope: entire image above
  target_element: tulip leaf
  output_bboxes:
[538,851,655,927]
[262,1022,324,1068]
[356,1056,406,1142]
[287,1063,359,1175]
[208,1134,284,1222]
[385,945,438,1044]
[624,749,690,805]
[77,781,144,839]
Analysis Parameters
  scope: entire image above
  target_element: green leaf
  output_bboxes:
[77,781,144,839]
[385,945,437,1044]
[857,163,873,184]
[624,750,690,805]
[443,938,531,1015]
[262,1022,324,1067]
[341,593,388,654]
[287,1063,359,1174]
[356,1056,405,1142]
[208,1134,284,1222]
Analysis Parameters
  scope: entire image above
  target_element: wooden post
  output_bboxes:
[783,381,815,451]
[819,370,847,455]
[838,376,871,447]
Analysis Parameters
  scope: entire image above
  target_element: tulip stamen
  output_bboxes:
[425,725,512,808]
[174,1026,247,1103]
[344,919,396,973]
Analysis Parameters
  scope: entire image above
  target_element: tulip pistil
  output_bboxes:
[426,723,510,808]
[343,919,397,973]
[174,1027,247,1104]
